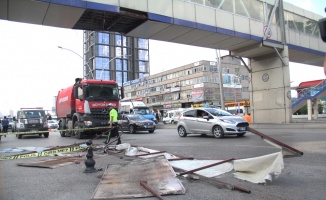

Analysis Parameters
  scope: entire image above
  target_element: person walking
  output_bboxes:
[103,103,121,145]
[156,110,160,123]
[2,116,9,135]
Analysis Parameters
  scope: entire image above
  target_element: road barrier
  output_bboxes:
[0,144,87,160]
[0,126,112,136]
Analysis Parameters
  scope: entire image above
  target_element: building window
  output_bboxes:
[138,49,148,61]
[115,34,122,46]
[97,45,110,56]
[95,57,111,70]
[138,38,148,49]
[96,70,110,80]
[98,32,109,44]
[116,71,122,86]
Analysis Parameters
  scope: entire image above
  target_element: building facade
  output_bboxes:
[83,31,150,85]
[123,57,250,111]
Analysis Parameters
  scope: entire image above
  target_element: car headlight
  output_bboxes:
[220,119,236,124]
[84,121,92,126]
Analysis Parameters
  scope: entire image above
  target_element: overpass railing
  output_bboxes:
[292,79,326,109]
[182,0,320,39]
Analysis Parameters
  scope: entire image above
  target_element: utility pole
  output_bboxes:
[216,49,225,110]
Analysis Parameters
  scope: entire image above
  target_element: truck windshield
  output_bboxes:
[22,110,46,118]
[133,108,151,115]
[85,84,119,101]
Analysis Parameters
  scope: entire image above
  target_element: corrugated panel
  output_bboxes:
[91,156,185,199]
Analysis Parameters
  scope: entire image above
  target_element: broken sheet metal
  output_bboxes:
[16,155,87,168]
[91,156,185,199]
[233,151,284,184]
[169,159,234,178]
[113,144,285,184]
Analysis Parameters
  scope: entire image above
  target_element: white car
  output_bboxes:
[177,108,249,138]
[47,120,59,130]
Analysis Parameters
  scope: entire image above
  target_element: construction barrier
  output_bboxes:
[0,126,112,136]
[0,144,88,161]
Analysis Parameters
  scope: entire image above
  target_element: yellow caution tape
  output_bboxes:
[0,145,87,161]
[0,126,112,136]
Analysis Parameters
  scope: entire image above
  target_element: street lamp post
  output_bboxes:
[58,46,94,79]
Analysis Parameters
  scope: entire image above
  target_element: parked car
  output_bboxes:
[47,120,59,130]
[119,114,156,134]
[177,108,249,138]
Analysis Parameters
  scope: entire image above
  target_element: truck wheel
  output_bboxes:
[17,134,22,139]
[74,121,84,139]
[43,132,49,138]
[59,122,66,137]
[149,130,154,133]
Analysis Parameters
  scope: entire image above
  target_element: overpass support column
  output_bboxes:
[313,99,319,120]
[249,46,292,123]
[307,99,312,120]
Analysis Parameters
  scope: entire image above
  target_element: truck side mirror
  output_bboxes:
[73,86,79,99]
[318,18,326,43]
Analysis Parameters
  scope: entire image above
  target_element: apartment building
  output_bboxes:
[123,57,249,110]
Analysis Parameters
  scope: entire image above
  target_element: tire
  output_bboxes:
[18,134,22,139]
[44,132,49,138]
[39,134,42,137]
[148,130,154,133]
[212,125,224,139]
[58,122,66,137]
[237,133,245,137]
[171,120,174,124]
[178,126,187,137]
[129,125,136,134]
[163,121,166,124]
[74,121,84,139]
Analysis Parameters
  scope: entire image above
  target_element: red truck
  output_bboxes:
[56,78,122,139]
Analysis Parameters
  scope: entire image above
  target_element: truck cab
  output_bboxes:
[13,108,48,139]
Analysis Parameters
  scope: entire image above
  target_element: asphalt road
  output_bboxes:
[0,126,325,200]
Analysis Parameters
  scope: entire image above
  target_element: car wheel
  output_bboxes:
[178,126,187,137]
[18,134,22,139]
[39,134,42,137]
[129,125,136,134]
[237,133,245,137]
[44,132,49,138]
[148,130,154,133]
[163,121,166,124]
[212,125,224,139]
[74,121,84,139]
[171,120,174,124]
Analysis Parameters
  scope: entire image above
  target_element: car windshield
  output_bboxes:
[204,108,233,116]
[128,115,146,120]
[133,108,151,115]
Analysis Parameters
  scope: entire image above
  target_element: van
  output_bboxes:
[225,106,249,116]
[163,110,183,124]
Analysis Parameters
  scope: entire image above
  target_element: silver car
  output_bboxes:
[177,108,249,138]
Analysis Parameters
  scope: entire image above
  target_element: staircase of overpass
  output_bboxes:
[292,79,326,113]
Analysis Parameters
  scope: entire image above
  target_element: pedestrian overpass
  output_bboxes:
[1,0,325,123]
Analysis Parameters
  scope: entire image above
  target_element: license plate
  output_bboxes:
[239,127,246,131]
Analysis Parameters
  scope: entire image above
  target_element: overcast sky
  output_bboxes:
[0,0,325,115]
